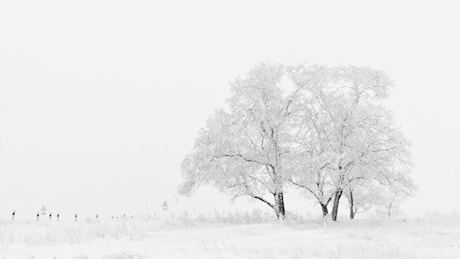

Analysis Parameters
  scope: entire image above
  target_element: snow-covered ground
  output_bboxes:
[1,216,459,258]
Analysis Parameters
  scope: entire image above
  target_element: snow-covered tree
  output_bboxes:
[287,64,413,221]
[380,171,416,218]
[344,179,386,219]
[179,63,302,219]
[179,62,414,222]
[264,64,334,217]
[345,173,415,219]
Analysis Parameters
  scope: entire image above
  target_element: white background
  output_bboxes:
[1,0,459,220]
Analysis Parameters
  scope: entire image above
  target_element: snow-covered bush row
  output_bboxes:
[0,220,149,247]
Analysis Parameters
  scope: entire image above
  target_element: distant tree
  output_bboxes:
[344,179,386,219]
[380,173,416,218]
[344,173,415,219]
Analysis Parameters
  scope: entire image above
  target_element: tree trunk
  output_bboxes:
[349,189,355,220]
[320,203,329,217]
[251,195,279,219]
[388,202,393,218]
[331,189,343,221]
[274,192,286,220]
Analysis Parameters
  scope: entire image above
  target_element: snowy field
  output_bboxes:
[1,215,460,258]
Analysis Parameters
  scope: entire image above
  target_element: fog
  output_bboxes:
[1,0,459,219]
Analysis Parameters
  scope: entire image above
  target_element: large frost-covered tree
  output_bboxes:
[179,62,414,222]
[179,64,302,219]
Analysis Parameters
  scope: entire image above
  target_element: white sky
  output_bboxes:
[1,0,459,220]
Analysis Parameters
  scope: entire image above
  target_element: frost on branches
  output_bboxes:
[179,62,415,221]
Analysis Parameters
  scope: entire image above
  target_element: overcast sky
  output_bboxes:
[1,0,459,220]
